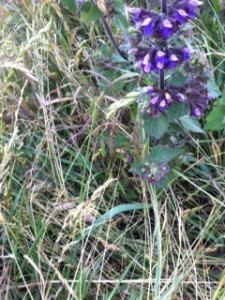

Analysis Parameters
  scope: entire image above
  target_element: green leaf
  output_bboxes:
[166,102,189,122]
[207,80,221,99]
[144,115,169,138]
[211,0,220,12]
[204,105,225,131]
[129,161,144,176]
[79,203,149,240]
[180,115,204,133]
[167,72,186,87]
[114,13,129,31]
[95,203,147,225]
[146,146,183,164]
[114,0,125,13]
[60,0,76,12]
[81,4,102,24]
[114,134,128,148]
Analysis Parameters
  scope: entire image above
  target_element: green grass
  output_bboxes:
[0,1,225,299]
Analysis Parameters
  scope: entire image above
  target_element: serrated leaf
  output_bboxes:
[207,80,221,99]
[180,115,204,133]
[166,102,189,122]
[129,161,143,176]
[146,145,183,164]
[144,115,169,138]
[168,73,186,87]
[204,105,225,131]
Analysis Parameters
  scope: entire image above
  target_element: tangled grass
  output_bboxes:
[0,1,225,299]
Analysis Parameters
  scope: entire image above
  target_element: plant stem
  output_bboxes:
[159,70,165,90]
[159,0,167,90]
[161,0,167,13]
[90,0,128,61]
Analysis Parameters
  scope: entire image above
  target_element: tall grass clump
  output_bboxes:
[0,0,225,299]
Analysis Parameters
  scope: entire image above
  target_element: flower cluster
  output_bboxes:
[145,86,185,115]
[129,47,190,73]
[128,0,212,118]
[129,0,202,39]
[145,78,212,117]
[185,79,212,116]
[140,162,170,184]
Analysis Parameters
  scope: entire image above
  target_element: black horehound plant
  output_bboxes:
[125,0,217,187]
[76,0,218,187]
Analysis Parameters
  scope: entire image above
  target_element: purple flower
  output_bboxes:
[167,54,179,68]
[129,47,150,73]
[128,1,202,41]
[166,47,190,68]
[129,9,176,40]
[129,47,191,73]
[169,77,212,117]
[185,81,211,117]
[147,88,174,115]
[157,18,174,39]
[128,8,157,37]
[172,9,189,24]
[155,51,167,69]
[142,17,155,36]
[172,0,203,20]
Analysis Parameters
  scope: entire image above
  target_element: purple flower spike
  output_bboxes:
[129,47,192,73]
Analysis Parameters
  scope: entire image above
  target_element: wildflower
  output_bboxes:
[129,0,202,40]
[172,0,203,20]
[166,47,190,68]
[146,88,174,115]
[129,47,191,73]
[185,80,212,116]
[157,18,174,39]
[155,50,167,69]
[171,9,189,25]
[128,8,157,37]
[141,162,170,183]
